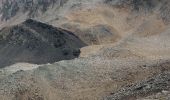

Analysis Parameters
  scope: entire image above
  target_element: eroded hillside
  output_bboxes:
[0,19,85,68]
[0,0,170,100]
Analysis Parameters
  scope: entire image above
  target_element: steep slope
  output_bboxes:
[0,19,85,68]
[0,0,121,45]
[1,0,169,45]
[0,0,170,44]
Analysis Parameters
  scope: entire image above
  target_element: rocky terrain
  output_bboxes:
[105,64,170,100]
[0,19,85,68]
[0,0,170,100]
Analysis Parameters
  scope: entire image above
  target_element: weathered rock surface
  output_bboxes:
[0,19,85,68]
[0,0,170,100]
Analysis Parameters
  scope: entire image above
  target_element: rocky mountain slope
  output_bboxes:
[105,65,170,100]
[0,0,68,20]
[0,19,85,68]
[0,0,170,100]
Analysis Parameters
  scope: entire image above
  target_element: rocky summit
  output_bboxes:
[0,19,85,68]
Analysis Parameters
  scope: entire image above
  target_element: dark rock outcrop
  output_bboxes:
[0,19,86,68]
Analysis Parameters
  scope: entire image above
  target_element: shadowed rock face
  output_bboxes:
[0,19,86,68]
